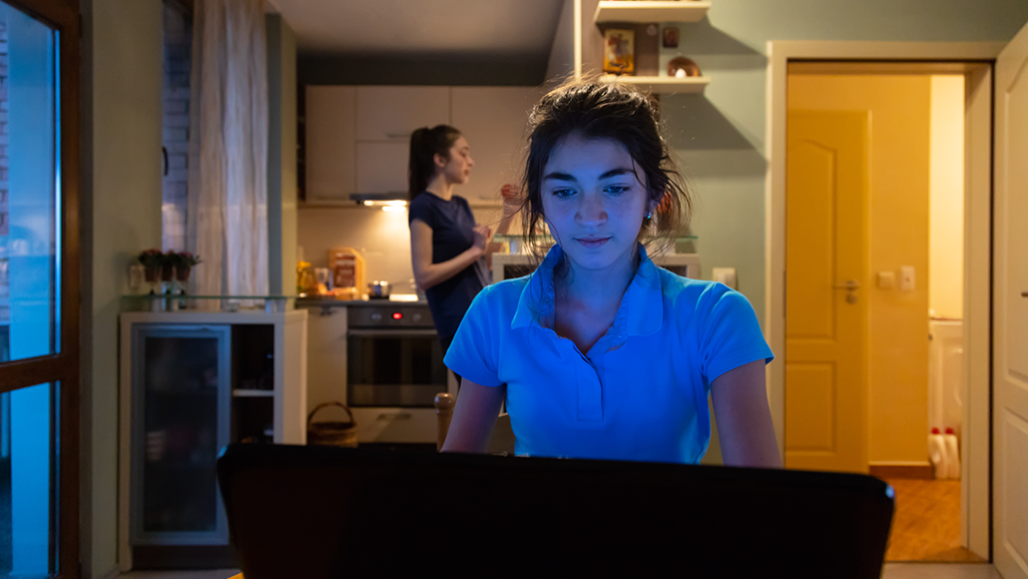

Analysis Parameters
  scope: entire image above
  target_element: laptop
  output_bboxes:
[217,443,894,578]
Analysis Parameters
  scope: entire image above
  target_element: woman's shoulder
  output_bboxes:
[655,267,752,317]
[473,276,530,308]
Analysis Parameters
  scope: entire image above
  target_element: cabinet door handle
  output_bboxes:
[1022,291,1028,297]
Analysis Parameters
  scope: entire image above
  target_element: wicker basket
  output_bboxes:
[307,402,358,447]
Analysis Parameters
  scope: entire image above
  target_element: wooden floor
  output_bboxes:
[884,478,985,562]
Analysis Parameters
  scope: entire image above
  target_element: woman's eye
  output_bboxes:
[605,185,629,195]
[552,189,575,199]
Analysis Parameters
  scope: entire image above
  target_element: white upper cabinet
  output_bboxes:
[451,87,544,201]
[355,86,451,141]
[305,86,356,200]
[355,142,409,195]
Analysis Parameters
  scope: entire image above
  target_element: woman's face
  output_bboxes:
[540,133,655,274]
[436,136,474,185]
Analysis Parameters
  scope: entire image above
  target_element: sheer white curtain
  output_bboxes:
[188,0,268,303]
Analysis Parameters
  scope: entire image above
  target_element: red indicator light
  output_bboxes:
[392,312,403,320]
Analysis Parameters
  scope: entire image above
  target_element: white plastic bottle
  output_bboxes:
[928,427,949,479]
[944,427,961,479]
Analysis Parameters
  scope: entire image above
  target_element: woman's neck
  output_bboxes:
[555,243,640,310]
[425,173,454,201]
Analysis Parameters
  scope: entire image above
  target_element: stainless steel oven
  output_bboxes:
[344,304,458,443]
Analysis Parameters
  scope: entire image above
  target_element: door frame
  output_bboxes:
[766,41,1002,559]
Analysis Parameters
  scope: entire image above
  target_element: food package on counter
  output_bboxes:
[329,247,365,295]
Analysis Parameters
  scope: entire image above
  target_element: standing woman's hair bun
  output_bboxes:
[408,125,464,201]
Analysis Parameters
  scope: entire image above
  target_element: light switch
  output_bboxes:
[899,266,916,291]
[877,271,895,289]
[712,267,737,289]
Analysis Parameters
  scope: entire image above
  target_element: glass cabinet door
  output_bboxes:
[131,325,231,545]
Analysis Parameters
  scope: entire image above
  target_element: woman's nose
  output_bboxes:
[576,193,607,226]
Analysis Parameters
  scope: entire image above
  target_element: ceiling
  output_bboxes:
[266,0,565,61]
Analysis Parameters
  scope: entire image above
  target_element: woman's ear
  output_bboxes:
[433,153,448,169]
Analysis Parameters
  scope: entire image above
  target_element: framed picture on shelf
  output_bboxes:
[603,29,635,74]
[663,26,679,48]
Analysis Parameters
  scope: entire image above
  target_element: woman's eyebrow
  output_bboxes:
[542,171,577,182]
[598,167,635,179]
[543,167,636,182]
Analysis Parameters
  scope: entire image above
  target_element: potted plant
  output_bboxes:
[138,249,166,283]
[171,251,202,282]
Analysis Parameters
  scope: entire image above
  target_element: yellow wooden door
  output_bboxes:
[993,20,1028,579]
[785,111,869,473]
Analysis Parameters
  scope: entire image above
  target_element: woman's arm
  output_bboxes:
[410,218,489,291]
[440,379,506,453]
[710,360,782,468]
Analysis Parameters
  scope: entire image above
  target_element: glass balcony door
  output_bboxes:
[0,0,81,577]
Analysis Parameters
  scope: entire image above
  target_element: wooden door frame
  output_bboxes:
[0,0,81,577]
[766,41,1002,560]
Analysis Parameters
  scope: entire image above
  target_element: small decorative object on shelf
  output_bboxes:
[663,26,679,48]
[137,248,165,288]
[667,56,701,78]
[170,251,202,282]
[603,28,635,75]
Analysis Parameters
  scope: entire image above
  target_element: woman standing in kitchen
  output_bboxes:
[439,80,781,467]
[408,125,517,368]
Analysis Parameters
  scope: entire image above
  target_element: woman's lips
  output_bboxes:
[576,237,610,248]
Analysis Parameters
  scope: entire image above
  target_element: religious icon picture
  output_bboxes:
[603,29,635,74]
[663,26,679,48]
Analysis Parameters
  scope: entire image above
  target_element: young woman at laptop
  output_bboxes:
[440,80,781,467]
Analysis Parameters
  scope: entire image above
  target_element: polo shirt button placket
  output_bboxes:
[576,348,603,422]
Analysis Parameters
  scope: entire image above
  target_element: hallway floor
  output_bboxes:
[885,478,985,562]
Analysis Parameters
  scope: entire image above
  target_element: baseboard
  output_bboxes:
[869,462,935,479]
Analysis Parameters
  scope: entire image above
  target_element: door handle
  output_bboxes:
[832,280,861,290]
[1022,291,1028,297]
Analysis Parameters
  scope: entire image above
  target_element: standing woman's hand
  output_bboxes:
[473,224,492,255]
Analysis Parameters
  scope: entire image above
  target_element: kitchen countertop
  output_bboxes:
[296,297,429,308]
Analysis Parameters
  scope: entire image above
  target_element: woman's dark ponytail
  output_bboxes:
[408,125,463,201]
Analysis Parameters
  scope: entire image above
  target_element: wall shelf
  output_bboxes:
[600,75,710,94]
[593,1,711,24]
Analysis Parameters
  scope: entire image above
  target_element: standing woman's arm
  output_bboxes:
[710,360,782,468]
[410,218,489,291]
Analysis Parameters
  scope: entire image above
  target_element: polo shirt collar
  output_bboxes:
[511,242,664,338]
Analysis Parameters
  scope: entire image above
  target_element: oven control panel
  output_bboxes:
[348,305,435,329]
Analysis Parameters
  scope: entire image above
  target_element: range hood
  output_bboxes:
[350,192,408,206]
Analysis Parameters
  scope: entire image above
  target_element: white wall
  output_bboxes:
[929,75,965,319]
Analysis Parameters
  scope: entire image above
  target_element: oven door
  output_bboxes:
[346,328,449,408]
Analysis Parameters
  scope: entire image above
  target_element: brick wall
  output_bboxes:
[161,2,191,252]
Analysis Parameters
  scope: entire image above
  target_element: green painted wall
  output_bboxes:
[651,0,1028,323]
[80,0,162,576]
[267,14,298,297]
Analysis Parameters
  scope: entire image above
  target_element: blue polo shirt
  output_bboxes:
[443,243,774,464]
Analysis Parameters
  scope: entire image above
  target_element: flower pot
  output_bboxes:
[144,266,160,283]
[161,265,174,282]
[175,265,192,282]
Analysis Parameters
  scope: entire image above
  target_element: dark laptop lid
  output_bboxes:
[217,443,894,579]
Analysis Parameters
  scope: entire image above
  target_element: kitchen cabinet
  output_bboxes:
[305,86,355,201]
[305,85,543,205]
[451,86,544,199]
[354,86,450,141]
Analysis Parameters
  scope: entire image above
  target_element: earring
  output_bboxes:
[646,212,652,219]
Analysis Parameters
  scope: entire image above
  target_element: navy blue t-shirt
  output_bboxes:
[408,192,490,340]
